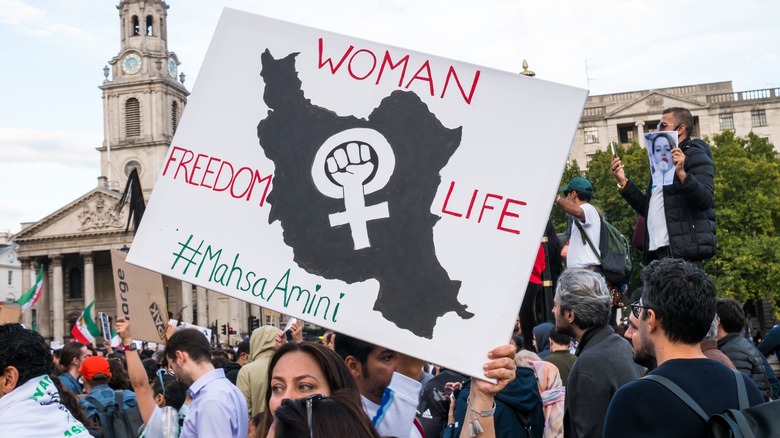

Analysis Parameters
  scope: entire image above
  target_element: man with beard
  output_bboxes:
[552,269,642,438]
[603,259,763,437]
[165,328,248,438]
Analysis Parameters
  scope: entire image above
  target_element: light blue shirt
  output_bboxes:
[181,368,247,438]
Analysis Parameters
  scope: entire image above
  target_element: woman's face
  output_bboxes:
[652,137,672,171]
[268,351,332,414]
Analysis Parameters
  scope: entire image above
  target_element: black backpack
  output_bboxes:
[644,370,780,438]
[85,391,144,438]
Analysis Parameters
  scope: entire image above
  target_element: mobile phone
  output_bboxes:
[610,143,617,157]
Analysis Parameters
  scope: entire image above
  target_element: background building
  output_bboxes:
[571,81,780,166]
[0,233,21,304]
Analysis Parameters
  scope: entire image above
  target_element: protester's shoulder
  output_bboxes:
[685,139,714,161]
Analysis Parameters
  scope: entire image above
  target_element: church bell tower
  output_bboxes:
[99,0,189,195]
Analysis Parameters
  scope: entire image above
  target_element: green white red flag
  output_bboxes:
[18,266,43,312]
[70,301,101,345]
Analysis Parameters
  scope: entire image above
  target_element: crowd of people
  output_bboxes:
[1,106,778,437]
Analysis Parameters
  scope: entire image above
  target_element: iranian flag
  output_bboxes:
[18,266,44,312]
[71,301,101,345]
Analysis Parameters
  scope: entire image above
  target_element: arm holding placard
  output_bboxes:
[116,316,156,424]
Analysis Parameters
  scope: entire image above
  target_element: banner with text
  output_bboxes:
[111,250,169,344]
[128,8,588,378]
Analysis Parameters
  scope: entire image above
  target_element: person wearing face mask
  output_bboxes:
[611,107,715,264]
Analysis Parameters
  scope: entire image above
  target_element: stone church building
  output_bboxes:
[12,0,260,345]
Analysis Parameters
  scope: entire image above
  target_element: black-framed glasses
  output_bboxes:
[657,121,681,131]
[630,301,651,319]
[282,394,324,438]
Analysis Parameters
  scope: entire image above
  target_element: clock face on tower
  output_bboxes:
[167,57,177,78]
[122,53,142,75]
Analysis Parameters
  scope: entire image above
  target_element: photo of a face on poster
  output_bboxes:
[645,131,679,187]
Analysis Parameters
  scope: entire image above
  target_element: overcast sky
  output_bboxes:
[1,0,778,234]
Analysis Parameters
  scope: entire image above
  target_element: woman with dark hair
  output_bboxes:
[649,132,676,186]
[50,375,103,438]
[107,357,131,390]
[269,390,382,438]
[257,341,362,437]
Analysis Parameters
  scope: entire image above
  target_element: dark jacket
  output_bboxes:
[223,362,242,385]
[564,325,644,438]
[718,332,772,400]
[621,137,716,263]
[444,367,544,438]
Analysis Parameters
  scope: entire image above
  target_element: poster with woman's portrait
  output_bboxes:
[645,131,679,187]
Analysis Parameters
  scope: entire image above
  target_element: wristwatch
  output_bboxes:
[125,343,138,351]
[617,181,627,191]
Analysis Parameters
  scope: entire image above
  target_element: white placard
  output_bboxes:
[128,8,588,379]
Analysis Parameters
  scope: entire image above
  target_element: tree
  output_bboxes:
[707,131,780,304]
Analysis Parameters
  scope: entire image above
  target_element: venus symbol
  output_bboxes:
[311,128,396,250]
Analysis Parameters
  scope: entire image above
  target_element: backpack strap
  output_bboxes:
[642,375,709,421]
[732,369,749,410]
[515,410,535,438]
[84,394,110,414]
[573,219,602,262]
[114,390,125,412]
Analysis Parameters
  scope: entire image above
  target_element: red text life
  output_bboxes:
[440,181,527,235]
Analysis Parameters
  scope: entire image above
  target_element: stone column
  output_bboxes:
[636,120,645,143]
[51,254,65,343]
[181,281,193,323]
[196,286,208,326]
[82,252,95,308]
[20,258,32,328]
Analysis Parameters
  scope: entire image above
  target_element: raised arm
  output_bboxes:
[116,317,156,423]
[459,344,517,438]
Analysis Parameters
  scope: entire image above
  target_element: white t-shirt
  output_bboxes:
[567,203,602,268]
[646,185,669,251]
[362,372,423,438]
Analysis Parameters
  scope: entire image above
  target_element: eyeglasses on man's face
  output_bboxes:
[657,121,681,131]
[630,301,652,319]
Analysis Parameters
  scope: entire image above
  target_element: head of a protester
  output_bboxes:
[211,354,230,370]
[716,298,746,335]
[164,328,214,386]
[269,389,381,438]
[553,269,610,339]
[0,323,54,394]
[533,322,555,356]
[660,107,694,142]
[259,341,360,437]
[333,333,396,404]
[60,341,89,374]
[549,329,572,351]
[640,258,716,345]
[515,349,542,369]
[236,339,251,365]
[79,356,112,391]
[107,357,131,390]
[142,357,160,383]
[152,369,187,410]
[559,176,593,203]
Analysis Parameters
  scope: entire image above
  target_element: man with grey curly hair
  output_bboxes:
[553,269,643,438]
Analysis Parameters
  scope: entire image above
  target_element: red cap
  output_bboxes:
[79,356,112,381]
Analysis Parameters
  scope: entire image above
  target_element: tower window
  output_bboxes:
[132,16,140,36]
[146,16,153,36]
[124,160,142,177]
[719,113,734,130]
[160,17,165,40]
[752,110,767,128]
[172,101,179,134]
[126,98,141,137]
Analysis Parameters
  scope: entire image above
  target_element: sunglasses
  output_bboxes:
[630,301,651,319]
[657,121,681,131]
[281,394,325,438]
[156,368,171,397]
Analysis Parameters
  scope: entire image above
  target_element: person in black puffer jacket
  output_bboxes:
[611,107,715,264]
[716,298,772,400]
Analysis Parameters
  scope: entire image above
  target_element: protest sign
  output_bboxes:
[98,312,112,340]
[645,131,679,187]
[128,8,588,378]
[169,319,212,341]
[0,305,21,325]
[111,249,169,344]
